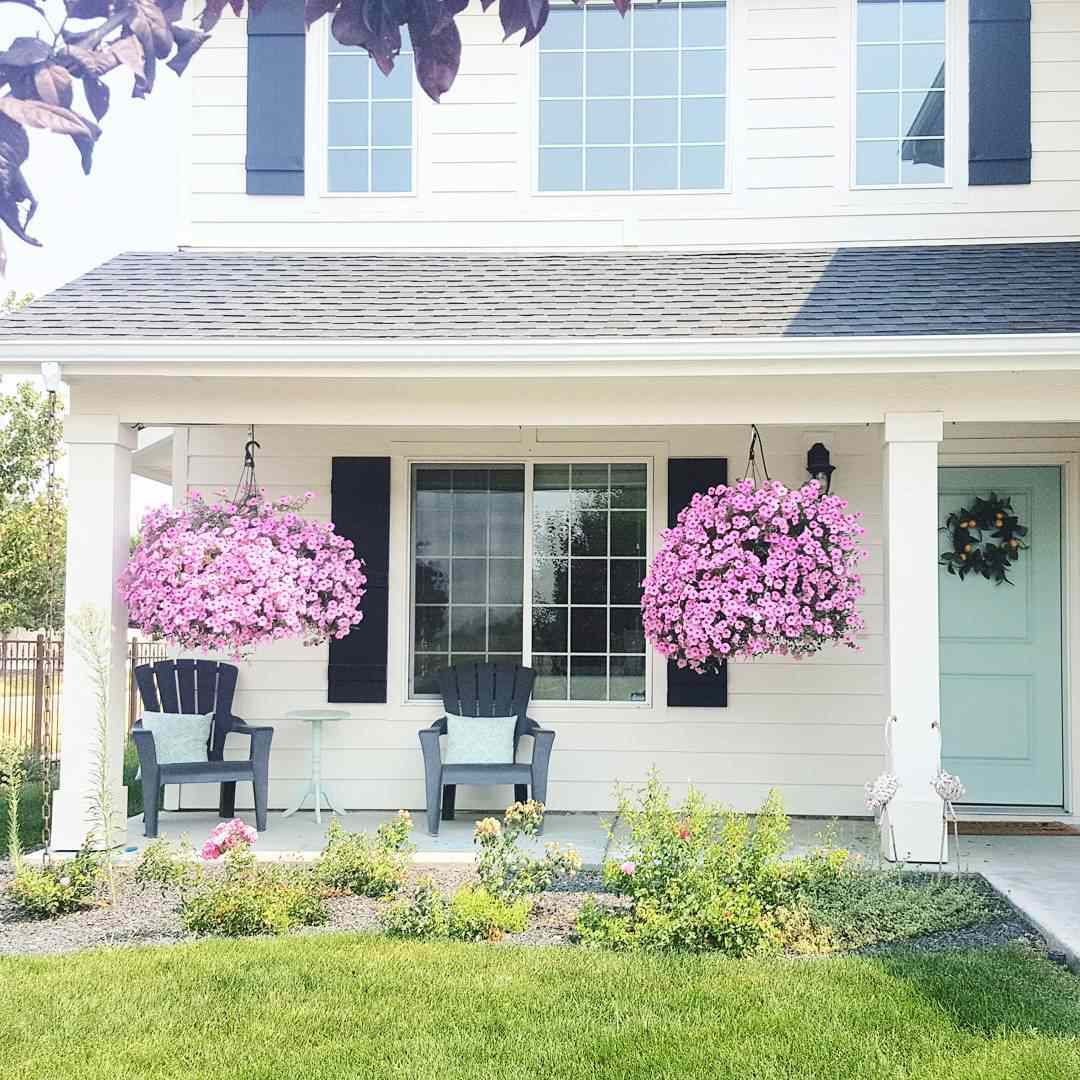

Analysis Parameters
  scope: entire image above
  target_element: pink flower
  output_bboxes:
[641,479,866,668]
[119,492,367,658]
[620,861,636,876]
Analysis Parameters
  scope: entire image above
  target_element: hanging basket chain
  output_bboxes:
[741,424,772,487]
[232,424,260,507]
[40,387,59,852]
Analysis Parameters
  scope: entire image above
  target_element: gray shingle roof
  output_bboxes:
[2,243,1079,341]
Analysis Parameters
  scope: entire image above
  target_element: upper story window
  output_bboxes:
[538,2,728,193]
[855,0,946,187]
[326,31,413,193]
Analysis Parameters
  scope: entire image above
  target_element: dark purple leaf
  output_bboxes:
[167,25,211,76]
[332,0,402,76]
[610,0,628,15]
[0,37,51,70]
[33,64,75,109]
[83,75,110,120]
[0,115,39,247]
[198,0,230,31]
[306,0,339,26]
[65,0,110,15]
[498,0,547,44]
[412,16,460,101]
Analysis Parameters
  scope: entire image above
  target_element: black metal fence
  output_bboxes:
[0,636,169,753]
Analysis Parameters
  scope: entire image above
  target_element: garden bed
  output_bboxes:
[0,860,1047,960]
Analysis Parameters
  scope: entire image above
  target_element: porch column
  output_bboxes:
[881,412,944,862]
[50,416,135,851]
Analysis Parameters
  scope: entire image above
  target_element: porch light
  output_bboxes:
[806,442,835,494]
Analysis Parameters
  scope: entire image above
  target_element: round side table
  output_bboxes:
[282,708,349,823]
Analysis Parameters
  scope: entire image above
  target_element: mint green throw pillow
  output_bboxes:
[141,711,213,765]
[443,713,516,765]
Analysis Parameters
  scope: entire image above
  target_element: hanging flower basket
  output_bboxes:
[119,491,367,657]
[641,478,866,671]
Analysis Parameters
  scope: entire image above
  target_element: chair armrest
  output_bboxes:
[228,720,273,764]
[523,717,556,738]
[418,717,446,775]
[130,723,158,771]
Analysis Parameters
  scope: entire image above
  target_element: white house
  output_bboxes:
[1,0,1078,862]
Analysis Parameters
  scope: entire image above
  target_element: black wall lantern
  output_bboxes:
[806,442,835,493]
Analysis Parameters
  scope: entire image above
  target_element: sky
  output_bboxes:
[3,6,183,526]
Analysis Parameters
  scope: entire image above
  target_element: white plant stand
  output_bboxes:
[282,709,349,823]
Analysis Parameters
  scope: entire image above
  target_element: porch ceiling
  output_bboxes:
[1,243,1079,349]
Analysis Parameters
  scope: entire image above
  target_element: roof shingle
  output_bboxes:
[2,243,1078,341]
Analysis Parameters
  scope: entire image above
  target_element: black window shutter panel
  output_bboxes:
[666,458,728,708]
[246,0,305,195]
[969,0,1032,186]
[328,458,391,703]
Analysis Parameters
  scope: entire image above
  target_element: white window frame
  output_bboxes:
[405,456,653,707]
[849,0,951,191]
[533,0,732,197]
[311,17,420,198]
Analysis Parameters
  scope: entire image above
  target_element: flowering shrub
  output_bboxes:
[135,824,326,937]
[642,478,866,669]
[316,812,414,898]
[6,847,101,919]
[120,491,367,656]
[380,879,529,943]
[474,801,582,903]
[200,818,258,861]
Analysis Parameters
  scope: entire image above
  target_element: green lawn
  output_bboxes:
[0,937,1077,1079]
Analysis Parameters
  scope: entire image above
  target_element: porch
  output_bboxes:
[45,401,1080,870]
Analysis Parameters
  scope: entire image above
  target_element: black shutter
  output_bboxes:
[246,0,305,195]
[666,457,728,708]
[328,458,391,702]
[969,0,1032,186]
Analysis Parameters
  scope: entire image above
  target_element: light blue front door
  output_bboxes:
[938,466,1064,807]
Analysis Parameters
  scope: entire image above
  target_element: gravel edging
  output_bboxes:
[0,862,1052,960]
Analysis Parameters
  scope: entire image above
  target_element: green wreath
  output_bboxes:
[939,493,1027,585]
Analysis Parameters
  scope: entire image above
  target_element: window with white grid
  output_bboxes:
[327,30,413,193]
[538,2,728,192]
[855,0,946,186]
[410,463,649,703]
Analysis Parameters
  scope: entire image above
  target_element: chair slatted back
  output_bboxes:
[437,662,535,744]
[134,660,239,759]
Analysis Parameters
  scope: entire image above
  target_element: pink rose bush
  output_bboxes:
[200,818,258,861]
[120,492,367,657]
[642,479,866,669]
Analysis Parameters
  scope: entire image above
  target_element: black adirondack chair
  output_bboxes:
[418,661,555,836]
[131,659,273,838]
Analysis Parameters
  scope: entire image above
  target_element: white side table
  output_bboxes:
[282,709,349,823]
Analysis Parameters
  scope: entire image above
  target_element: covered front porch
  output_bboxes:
[40,362,1080,869]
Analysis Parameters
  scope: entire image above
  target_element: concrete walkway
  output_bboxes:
[121,809,1079,969]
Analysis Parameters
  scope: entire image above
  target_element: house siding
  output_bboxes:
[183,0,1080,249]
[171,422,885,816]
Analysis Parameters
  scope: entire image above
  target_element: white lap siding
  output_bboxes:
[172,422,884,816]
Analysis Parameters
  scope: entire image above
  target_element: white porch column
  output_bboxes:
[881,412,945,862]
[50,416,135,851]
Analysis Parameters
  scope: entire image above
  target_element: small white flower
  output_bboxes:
[932,769,966,803]
[865,772,899,813]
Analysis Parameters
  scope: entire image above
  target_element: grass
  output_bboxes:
[0,937,1077,1079]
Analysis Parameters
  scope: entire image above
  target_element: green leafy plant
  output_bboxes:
[135,831,327,938]
[70,604,120,903]
[6,846,101,919]
[315,811,414,898]
[380,878,529,943]
[578,773,830,957]
[0,738,25,865]
[473,800,582,903]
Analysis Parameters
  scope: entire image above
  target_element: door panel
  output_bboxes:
[938,466,1064,806]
